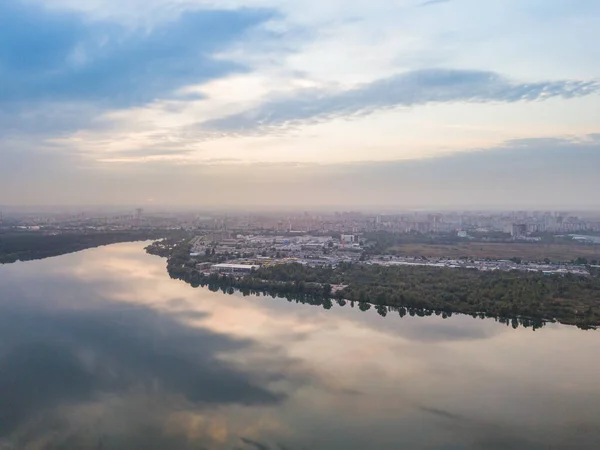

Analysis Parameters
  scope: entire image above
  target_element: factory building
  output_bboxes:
[210,264,259,274]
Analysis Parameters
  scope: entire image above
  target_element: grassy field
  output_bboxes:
[390,242,600,261]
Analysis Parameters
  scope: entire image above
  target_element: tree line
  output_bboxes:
[0,230,174,264]
[167,257,600,328]
[168,268,549,330]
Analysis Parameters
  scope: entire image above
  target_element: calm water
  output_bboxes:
[0,243,599,449]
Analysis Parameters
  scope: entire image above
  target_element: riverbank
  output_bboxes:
[0,230,175,264]
[163,256,600,329]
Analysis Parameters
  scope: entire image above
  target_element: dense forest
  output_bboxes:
[168,258,600,328]
[0,230,174,264]
[174,272,549,331]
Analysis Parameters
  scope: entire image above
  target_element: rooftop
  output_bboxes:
[212,263,260,270]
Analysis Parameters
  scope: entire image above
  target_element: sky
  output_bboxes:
[1,0,599,209]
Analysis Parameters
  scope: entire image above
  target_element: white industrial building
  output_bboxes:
[210,263,259,274]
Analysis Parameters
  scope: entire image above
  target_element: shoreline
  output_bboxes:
[159,251,600,329]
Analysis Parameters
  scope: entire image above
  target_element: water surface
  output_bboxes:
[0,243,599,449]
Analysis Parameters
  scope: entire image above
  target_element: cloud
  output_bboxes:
[1,0,599,209]
[198,69,599,136]
[419,0,452,7]
[0,1,275,110]
[2,132,600,208]
[314,134,600,208]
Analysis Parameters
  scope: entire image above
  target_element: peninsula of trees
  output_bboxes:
[156,240,600,329]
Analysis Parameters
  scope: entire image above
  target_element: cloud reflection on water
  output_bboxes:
[0,253,302,448]
[1,243,600,449]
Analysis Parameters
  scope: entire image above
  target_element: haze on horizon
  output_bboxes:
[1,0,599,209]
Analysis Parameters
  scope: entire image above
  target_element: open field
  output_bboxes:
[389,242,600,261]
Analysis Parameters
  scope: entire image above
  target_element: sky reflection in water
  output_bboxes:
[0,243,599,449]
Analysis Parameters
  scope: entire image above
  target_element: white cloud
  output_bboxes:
[6,0,600,206]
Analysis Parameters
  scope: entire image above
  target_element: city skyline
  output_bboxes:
[1,0,600,207]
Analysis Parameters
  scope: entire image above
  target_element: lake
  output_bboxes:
[0,242,599,449]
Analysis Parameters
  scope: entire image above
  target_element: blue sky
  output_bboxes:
[0,1,273,107]
[1,0,599,208]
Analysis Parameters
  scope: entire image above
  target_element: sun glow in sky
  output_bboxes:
[1,0,599,207]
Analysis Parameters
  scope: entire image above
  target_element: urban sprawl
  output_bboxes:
[3,209,600,277]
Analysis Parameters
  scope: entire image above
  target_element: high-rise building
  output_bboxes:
[511,223,527,239]
[134,208,143,227]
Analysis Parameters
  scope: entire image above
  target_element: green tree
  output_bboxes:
[359,302,371,312]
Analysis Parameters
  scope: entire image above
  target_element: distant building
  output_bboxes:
[511,224,528,239]
[211,264,259,274]
[302,243,325,250]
